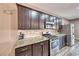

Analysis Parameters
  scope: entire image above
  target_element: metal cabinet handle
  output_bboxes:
[40,42,45,45]
[21,48,28,51]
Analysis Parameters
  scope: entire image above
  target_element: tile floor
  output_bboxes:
[56,40,79,56]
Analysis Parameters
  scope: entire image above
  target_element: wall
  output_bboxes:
[69,19,79,40]
[0,4,17,56]
[62,18,70,25]
[18,29,59,39]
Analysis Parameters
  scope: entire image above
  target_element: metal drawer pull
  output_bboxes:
[40,43,44,45]
[21,48,28,51]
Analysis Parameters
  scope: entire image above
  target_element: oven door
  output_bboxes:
[50,39,59,56]
[50,39,59,49]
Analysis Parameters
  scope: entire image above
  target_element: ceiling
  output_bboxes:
[28,3,79,20]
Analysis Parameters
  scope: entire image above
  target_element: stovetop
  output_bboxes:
[42,34,58,39]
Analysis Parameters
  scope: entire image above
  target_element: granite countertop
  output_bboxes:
[15,34,66,49]
[15,36,49,48]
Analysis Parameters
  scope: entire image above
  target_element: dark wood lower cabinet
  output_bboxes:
[15,45,32,56]
[15,40,49,56]
[42,41,49,56]
[33,40,49,56]
[33,42,43,56]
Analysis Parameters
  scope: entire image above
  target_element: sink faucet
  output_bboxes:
[18,32,24,40]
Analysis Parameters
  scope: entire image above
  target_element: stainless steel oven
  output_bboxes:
[42,32,59,56]
[50,37,59,56]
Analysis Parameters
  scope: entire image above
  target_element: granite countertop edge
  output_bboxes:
[15,34,66,48]
[15,36,49,48]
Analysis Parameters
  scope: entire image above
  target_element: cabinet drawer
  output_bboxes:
[15,45,32,54]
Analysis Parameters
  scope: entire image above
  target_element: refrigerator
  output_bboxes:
[62,24,75,46]
[59,35,66,49]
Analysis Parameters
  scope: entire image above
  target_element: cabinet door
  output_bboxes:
[18,5,31,30]
[53,16,57,30]
[58,18,62,31]
[33,42,43,56]
[18,5,21,29]
[39,13,45,29]
[24,8,31,29]
[44,14,50,28]
[56,18,59,30]
[42,40,49,56]
[33,40,49,56]
[18,6,26,29]
[30,10,39,29]
[45,15,50,21]
[15,45,32,56]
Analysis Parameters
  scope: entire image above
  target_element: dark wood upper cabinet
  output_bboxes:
[58,18,62,32]
[18,5,25,29]
[18,5,31,30]
[49,16,54,21]
[45,15,58,29]
[53,16,57,29]
[45,15,50,21]
[30,10,39,29]
[24,8,31,29]
[17,4,62,30]
[39,13,45,29]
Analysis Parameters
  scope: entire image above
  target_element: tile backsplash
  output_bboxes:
[18,29,59,38]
